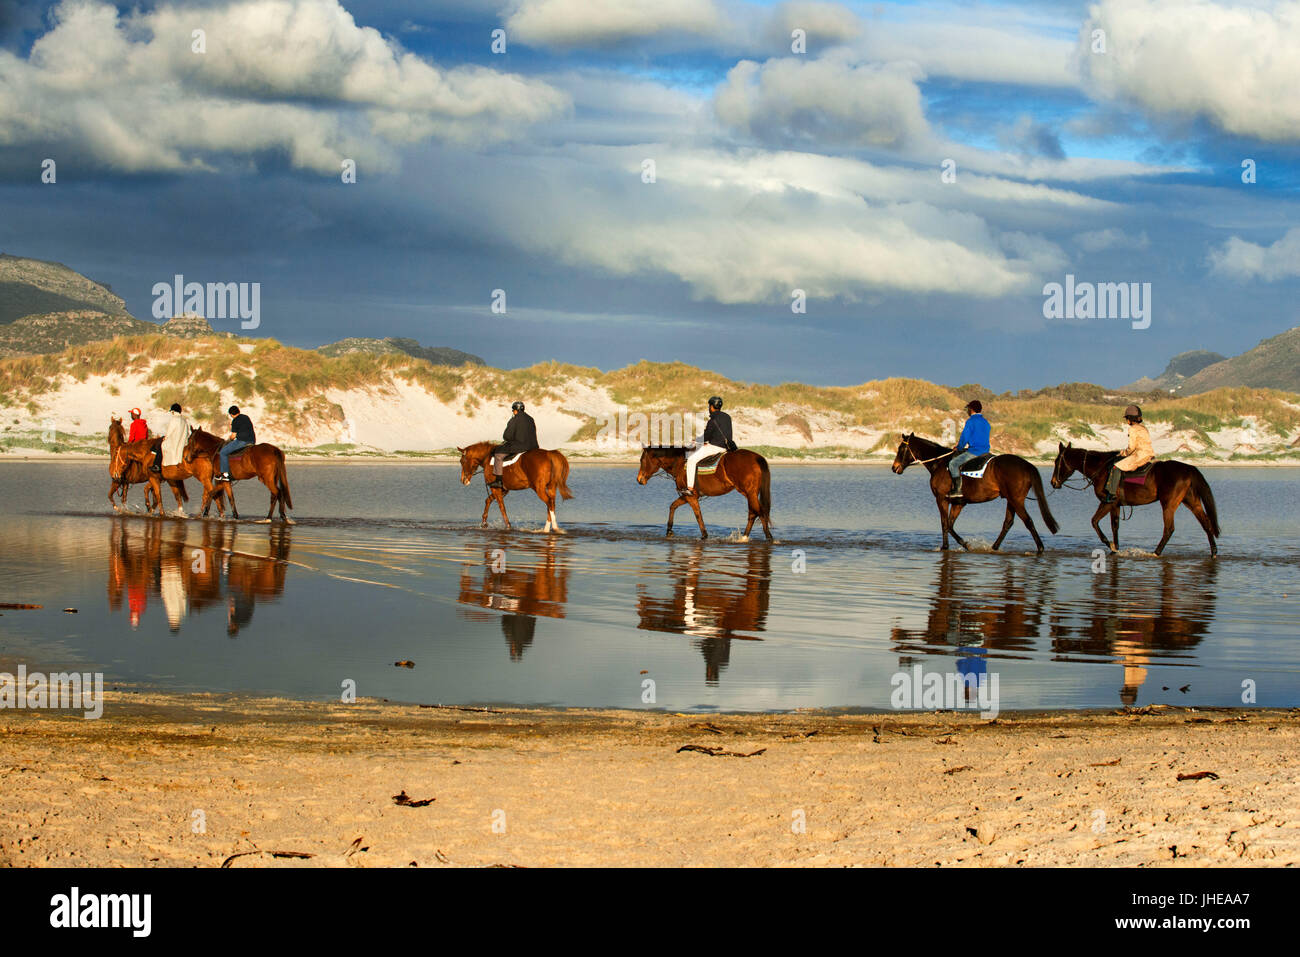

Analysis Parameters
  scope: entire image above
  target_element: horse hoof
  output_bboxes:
[255,518,272,525]
[739,536,749,543]
[665,531,674,538]
[283,517,296,526]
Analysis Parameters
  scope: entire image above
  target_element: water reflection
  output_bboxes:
[636,543,771,685]
[891,552,1219,706]
[106,517,292,636]
[457,539,570,661]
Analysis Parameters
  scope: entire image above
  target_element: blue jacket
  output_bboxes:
[957,414,991,456]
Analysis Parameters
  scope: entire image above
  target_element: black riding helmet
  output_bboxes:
[708,396,723,410]
[511,401,525,412]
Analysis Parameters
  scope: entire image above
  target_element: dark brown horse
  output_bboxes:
[1050,443,1220,556]
[635,447,773,541]
[892,433,1059,553]
[457,441,573,532]
[183,428,294,523]
[106,416,170,512]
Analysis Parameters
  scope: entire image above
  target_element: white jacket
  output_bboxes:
[161,412,192,467]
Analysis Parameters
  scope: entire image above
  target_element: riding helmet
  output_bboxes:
[708,396,723,410]
[1124,404,1142,421]
[511,401,525,412]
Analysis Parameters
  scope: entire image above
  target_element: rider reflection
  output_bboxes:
[457,539,570,661]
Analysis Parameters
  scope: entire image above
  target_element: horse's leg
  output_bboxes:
[946,502,970,550]
[1153,495,1181,556]
[1090,502,1115,551]
[1012,498,1044,554]
[685,493,707,539]
[935,497,950,550]
[665,497,683,537]
[991,503,1016,550]
[1183,493,1218,557]
[481,490,493,528]
[496,489,511,530]
[1110,506,1120,552]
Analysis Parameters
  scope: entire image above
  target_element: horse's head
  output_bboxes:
[891,433,914,474]
[183,430,199,465]
[1050,441,1074,489]
[458,443,487,485]
[110,437,149,482]
[636,446,668,485]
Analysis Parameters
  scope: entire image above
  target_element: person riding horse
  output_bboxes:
[215,405,256,483]
[948,399,991,499]
[161,403,192,474]
[127,407,163,474]
[489,401,539,491]
[682,396,736,496]
[1104,404,1154,503]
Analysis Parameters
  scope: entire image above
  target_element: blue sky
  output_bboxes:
[2,0,1298,390]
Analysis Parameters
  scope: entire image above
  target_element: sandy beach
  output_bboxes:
[2,693,1296,867]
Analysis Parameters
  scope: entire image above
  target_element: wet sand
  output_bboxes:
[2,693,1296,867]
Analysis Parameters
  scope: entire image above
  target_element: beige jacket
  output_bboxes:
[161,412,192,468]
[1116,422,1154,471]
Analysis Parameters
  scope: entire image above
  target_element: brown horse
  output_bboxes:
[892,433,1059,553]
[457,441,573,532]
[1050,443,1220,556]
[106,416,169,512]
[635,447,773,541]
[183,428,294,523]
[110,425,229,517]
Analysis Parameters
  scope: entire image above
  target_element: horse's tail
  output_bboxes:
[1030,466,1060,534]
[275,450,294,511]
[758,453,772,518]
[555,452,573,500]
[1191,467,1220,537]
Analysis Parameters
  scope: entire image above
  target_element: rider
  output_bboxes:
[489,401,538,490]
[215,405,255,483]
[126,407,162,473]
[1103,404,1153,503]
[947,399,991,499]
[161,402,192,474]
[682,396,734,496]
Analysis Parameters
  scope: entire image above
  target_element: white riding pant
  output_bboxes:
[685,443,726,488]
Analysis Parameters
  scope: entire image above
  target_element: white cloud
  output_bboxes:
[1209,228,1300,280]
[0,0,569,173]
[763,1,861,50]
[714,54,927,148]
[505,0,725,48]
[1082,0,1300,141]
[1075,228,1151,252]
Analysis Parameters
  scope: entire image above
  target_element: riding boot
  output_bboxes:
[488,476,504,490]
[1103,466,1121,503]
[947,475,963,499]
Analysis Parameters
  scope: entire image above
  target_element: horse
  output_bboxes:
[457,441,573,532]
[183,428,294,523]
[110,424,225,517]
[106,416,167,513]
[635,446,773,541]
[1050,442,1220,556]
[891,433,1059,553]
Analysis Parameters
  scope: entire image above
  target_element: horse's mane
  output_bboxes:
[643,446,687,456]
[904,434,953,457]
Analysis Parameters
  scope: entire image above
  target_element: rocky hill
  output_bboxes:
[1124,350,1226,393]
[1127,326,1300,395]
[0,310,156,357]
[0,253,129,324]
[318,336,484,366]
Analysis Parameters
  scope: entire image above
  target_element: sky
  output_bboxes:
[1,0,1298,390]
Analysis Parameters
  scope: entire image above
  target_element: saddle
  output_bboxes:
[1121,461,1155,485]
[498,451,526,468]
[696,451,725,476]
[959,452,995,478]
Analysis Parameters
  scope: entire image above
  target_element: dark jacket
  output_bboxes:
[702,410,735,450]
[230,414,256,445]
[498,411,539,455]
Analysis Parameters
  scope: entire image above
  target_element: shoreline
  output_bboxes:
[2,690,1296,867]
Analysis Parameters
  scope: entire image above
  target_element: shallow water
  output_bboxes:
[0,461,1297,712]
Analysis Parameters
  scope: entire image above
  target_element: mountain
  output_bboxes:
[0,310,156,357]
[318,336,484,366]
[0,253,130,324]
[1177,326,1300,394]
[1124,350,1226,393]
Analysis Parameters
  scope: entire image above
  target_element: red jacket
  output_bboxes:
[128,419,148,443]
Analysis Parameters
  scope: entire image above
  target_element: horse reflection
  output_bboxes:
[1052,558,1218,706]
[107,517,292,636]
[636,543,771,685]
[457,539,570,661]
[890,552,1049,657]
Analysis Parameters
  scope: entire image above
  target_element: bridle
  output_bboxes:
[1054,447,1105,490]
[898,435,953,468]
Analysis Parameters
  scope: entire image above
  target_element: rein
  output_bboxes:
[901,436,954,467]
